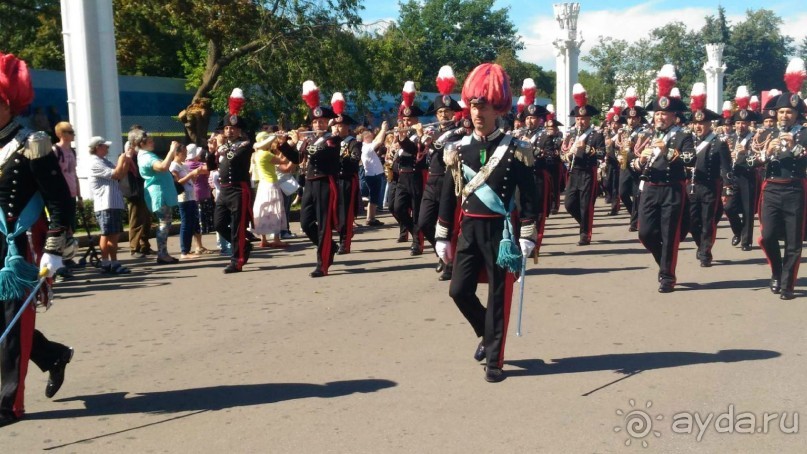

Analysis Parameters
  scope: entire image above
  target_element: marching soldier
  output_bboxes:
[724,86,761,251]
[684,83,731,268]
[214,89,255,274]
[562,83,605,246]
[394,81,429,256]
[603,106,623,215]
[0,53,75,427]
[635,65,695,293]
[278,81,341,277]
[330,93,362,255]
[617,87,647,232]
[434,63,538,383]
[757,59,807,300]
[517,85,550,255]
[418,66,466,280]
[544,105,564,215]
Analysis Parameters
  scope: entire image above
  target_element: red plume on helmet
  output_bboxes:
[228,88,245,116]
[572,83,587,107]
[624,87,638,109]
[612,99,624,116]
[522,78,536,106]
[605,110,615,122]
[516,95,526,115]
[749,95,760,112]
[402,81,416,108]
[331,92,345,115]
[436,66,456,96]
[784,58,806,94]
[546,103,555,121]
[0,53,34,115]
[656,64,677,98]
[722,100,733,119]
[302,80,320,109]
[461,63,512,113]
[735,86,750,110]
[689,82,707,112]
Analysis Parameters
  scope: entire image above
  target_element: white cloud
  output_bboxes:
[517,2,807,70]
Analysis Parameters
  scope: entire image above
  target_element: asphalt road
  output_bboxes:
[5,201,806,453]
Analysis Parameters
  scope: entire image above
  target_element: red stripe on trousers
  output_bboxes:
[586,167,597,240]
[13,300,35,418]
[321,177,338,275]
[668,181,687,283]
[757,181,774,270]
[707,180,722,254]
[236,182,251,269]
[344,176,358,253]
[497,272,516,369]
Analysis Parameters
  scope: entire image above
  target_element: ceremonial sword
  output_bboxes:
[0,269,48,345]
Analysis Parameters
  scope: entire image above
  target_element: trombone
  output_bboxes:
[389,120,454,134]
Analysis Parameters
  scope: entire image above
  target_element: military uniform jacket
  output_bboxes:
[436,130,538,238]
[605,130,620,167]
[217,140,253,185]
[337,136,362,179]
[759,125,807,180]
[688,132,731,185]
[634,126,693,183]
[727,131,757,173]
[397,134,428,173]
[567,127,606,170]
[428,126,465,176]
[304,133,342,180]
[535,129,563,167]
[621,126,645,175]
[0,121,70,253]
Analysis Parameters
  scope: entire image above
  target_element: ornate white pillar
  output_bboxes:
[703,44,726,114]
[552,3,583,131]
[60,0,122,195]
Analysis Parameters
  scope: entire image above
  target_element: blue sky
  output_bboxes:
[359,0,807,69]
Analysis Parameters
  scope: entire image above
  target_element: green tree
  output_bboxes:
[578,70,611,118]
[648,22,704,98]
[701,6,730,45]
[397,0,522,91]
[495,49,554,100]
[582,37,628,106]
[0,0,63,69]
[725,9,793,94]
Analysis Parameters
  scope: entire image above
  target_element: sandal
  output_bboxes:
[195,247,215,255]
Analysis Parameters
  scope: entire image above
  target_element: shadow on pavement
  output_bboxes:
[527,266,646,276]
[31,379,398,420]
[506,349,780,377]
[676,278,770,291]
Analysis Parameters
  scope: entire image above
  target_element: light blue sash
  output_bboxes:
[0,193,45,300]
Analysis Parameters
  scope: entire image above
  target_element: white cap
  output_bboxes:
[186,143,201,160]
[88,136,112,150]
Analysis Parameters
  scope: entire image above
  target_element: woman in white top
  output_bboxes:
[252,131,293,248]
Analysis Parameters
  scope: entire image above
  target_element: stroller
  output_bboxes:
[75,201,102,268]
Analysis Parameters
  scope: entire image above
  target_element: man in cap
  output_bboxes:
[0,52,75,427]
[617,88,648,232]
[634,65,695,293]
[213,89,255,274]
[756,59,807,300]
[329,94,362,255]
[279,85,341,277]
[434,63,538,383]
[394,84,429,256]
[684,83,731,268]
[418,68,467,280]
[724,87,761,251]
[563,83,605,246]
[518,102,551,255]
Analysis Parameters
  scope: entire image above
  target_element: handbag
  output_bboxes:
[277,172,300,196]
[174,180,185,195]
[120,170,143,199]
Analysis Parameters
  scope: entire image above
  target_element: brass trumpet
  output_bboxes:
[389,120,454,134]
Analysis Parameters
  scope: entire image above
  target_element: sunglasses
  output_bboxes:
[64,130,75,134]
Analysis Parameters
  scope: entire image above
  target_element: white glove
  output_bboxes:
[435,240,453,263]
[39,253,63,278]
[519,238,535,258]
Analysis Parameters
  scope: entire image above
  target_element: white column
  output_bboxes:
[703,44,726,114]
[552,3,583,132]
[60,0,123,195]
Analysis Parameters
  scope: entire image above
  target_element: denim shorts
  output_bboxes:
[95,209,124,235]
[365,173,384,206]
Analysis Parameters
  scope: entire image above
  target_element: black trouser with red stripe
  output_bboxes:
[417,174,445,248]
[688,180,722,262]
[758,180,804,292]
[638,181,686,286]
[564,167,597,241]
[449,216,513,370]
[1,238,70,418]
[725,169,757,247]
[619,169,639,229]
[300,177,337,273]
[337,176,358,252]
[394,171,424,247]
[605,163,620,212]
[214,183,251,269]
[547,160,562,213]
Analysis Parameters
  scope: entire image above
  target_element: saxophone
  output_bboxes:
[561,127,579,171]
[614,126,631,170]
